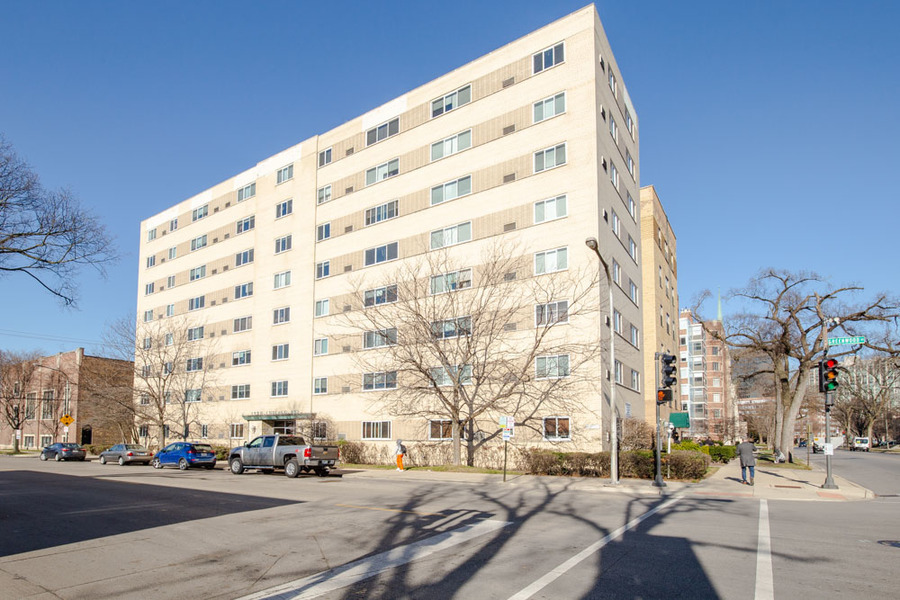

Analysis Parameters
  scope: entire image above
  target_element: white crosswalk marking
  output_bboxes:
[755,499,774,600]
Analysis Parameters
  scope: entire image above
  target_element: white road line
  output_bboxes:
[60,503,169,515]
[755,499,774,600]
[507,495,683,600]
[234,519,510,600]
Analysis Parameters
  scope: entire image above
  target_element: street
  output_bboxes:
[806,447,900,497]
[0,456,898,600]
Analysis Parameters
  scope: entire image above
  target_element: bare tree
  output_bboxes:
[0,135,117,306]
[0,350,41,452]
[698,270,897,461]
[339,242,603,466]
[103,314,219,449]
[836,355,900,447]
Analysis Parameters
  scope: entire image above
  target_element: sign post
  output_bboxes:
[500,416,514,482]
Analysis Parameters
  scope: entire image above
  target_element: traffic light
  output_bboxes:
[657,389,673,404]
[661,353,677,388]
[818,358,839,393]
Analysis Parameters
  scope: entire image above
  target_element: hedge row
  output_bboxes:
[519,449,711,480]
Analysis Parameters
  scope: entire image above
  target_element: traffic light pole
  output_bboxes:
[821,320,838,490]
[653,353,665,487]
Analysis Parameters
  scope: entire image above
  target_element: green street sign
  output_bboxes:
[669,412,690,428]
[827,336,865,346]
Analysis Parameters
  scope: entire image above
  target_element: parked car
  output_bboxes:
[228,434,339,477]
[852,437,870,452]
[40,443,86,462]
[99,444,153,466]
[151,442,217,470]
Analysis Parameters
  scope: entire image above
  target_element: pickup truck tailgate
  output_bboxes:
[310,445,339,461]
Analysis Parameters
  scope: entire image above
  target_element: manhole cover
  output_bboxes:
[878,541,900,548]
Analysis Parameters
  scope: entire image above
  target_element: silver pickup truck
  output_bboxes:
[228,434,339,478]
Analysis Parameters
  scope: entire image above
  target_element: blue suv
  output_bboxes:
[152,442,217,470]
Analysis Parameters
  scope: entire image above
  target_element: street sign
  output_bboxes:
[827,336,865,346]
[15,429,21,440]
[823,443,834,456]
[60,414,74,426]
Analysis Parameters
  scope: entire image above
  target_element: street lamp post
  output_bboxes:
[585,237,618,485]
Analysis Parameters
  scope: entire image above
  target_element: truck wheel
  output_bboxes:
[229,458,244,474]
[315,467,329,477]
[285,459,300,478]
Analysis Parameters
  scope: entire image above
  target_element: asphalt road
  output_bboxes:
[1,458,898,600]
[806,447,900,496]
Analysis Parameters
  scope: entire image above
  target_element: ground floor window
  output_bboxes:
[362,421,391,440]
[429,420,452,440]
[40,435,52,447]
[230,423,245,439]
[313,422,327,440]
[23,435,35,448]
[543,417,570,441]
[272,420,295,435]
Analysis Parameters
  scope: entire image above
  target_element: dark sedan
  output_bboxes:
[40,443,86,462]
[99,443,153,466]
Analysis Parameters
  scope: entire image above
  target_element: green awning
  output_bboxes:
[669,412,690,428]
[242,412,315,421]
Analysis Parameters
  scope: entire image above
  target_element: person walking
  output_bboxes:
[737,437,757,485]
[395,439,407,471]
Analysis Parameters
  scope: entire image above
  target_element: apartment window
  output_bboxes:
[189,265,206,281]
[186,357,203,372]
[315,299,329,317]
[534,247,568,275]
[362,421,391,440]
[235,248,254,267]
[614,360,623,384]
[627,193,636,219]
[543,416,570,441]
[141,336,151,350]
[431,175,471,206]
[275,270,292,288]
[364,284,398,307]
[365,158,399,186]
[232,350,251,366]
[23,435,34,448]
[431,130,471,161]
[536,354,570,379]
[631,369,641,392]
[165,333,174,346]
[534,91,566,123]
[24,395,36,419]
[190,235,207,252]
[534,194,567,224]
[317,185,331,205]
[237,216,255,234]
[318,148,332,167]
[201,424,208,438]
[430,222,471,250]
[365,199,398,226]
[147,229,156,241]
[534,143,567,173]
[237,182,256,202]
[275,235,292,254]
[629,280,639,305]
[608,70,617,96]
[166,304,175,317]
[628,236,637,262]
[139,424,150,437]
[535,301,568,326]
[146,255,155,268]
[277,199,293,217]
[163,361,173,375]
[533,42,564,74]
[167,275,175,288]
[364,242,398,266]
[625,108,634,136]
[233,315,252,332]
[366,117,399,146]
[613,309,622,334]
[363,328,397,349]
[431,84,471,118]
[145,283,154,295]
[610,163,619,189]
[271,381,289,397]
[185,389,202,403]
[272,343,290,361]
[143,310,153,322]
[429,420,452,440]
[234,282,253,299]
[188,295,205,311]
[611,211,620,237]
[40,434,52,447]
[312,377,328,395]
[40,395,54,420]
[314,338,328,356]
[277,164,293,184]
[713,378,722,387]
[431,269,471,294]
[428,364,471,387]
[187,326,204,341]
[273,307,291,325]
[363,371,397,390]
[432,316,471,339]
[711,362,720,371]
[609,115,618,142]
[192,205,208,222]
[317,223,331,241]
[626,151,634,177]
[230,385,248,403]
[230,423,245,438]
[630,325,640,348]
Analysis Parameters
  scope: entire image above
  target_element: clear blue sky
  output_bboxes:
[1,0,897,354]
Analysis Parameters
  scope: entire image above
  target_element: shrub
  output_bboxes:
[211,446,231,460]
[519,449,609,477]
[665,450,710,479]
[85,444,112,455]
[672,440,701,452]
[337,440,367,464]
[708,445,736,463]
[619,450,655,478]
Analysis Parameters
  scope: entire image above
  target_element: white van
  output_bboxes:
[852,437,870,452]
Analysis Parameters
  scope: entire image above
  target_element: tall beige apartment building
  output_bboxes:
[639,185,678,428]
[135,5,643,456]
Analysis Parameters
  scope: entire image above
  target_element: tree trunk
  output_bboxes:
[451,420,461,466]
